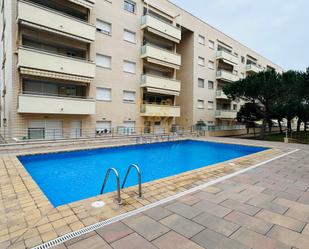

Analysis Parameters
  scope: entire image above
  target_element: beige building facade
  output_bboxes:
[0,0,283,141]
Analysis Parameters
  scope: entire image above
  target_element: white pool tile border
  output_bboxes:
[32,149,300,249]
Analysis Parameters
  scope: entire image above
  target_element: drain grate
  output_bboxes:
[32,149,299,249]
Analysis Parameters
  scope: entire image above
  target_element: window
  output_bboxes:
[197,99,204,109]
[233,69,238,75]
[208,60,214,70]
[96,54,111,68]
[28,120,63,140]
[208,80,214,90]
[198,57,205,66]
[124,0,136,13]
[233,104,237,110]
[198,78,204,88]
[209,40,214,49]
[96,87,111,101]
[123,90,135,103]
[123,60,136,73]
[124,29,136,43]
[198,35,205,45]
[241,56,245,63]
[241,73,245,79]
[96,121,111,134]
[208,101,214,110]
[96,19,111,35]
[121,121,135,135]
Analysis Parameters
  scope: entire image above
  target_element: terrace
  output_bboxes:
[0,137,308,249]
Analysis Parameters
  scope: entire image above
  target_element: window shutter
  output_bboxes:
[96,88,111,101]
[96,54,111,68]
[123,61,136,73]
[124,30,136,43]
[123,91,135,102]
[96,20,111,34]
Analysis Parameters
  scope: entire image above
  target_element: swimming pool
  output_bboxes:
[18,140,266,207]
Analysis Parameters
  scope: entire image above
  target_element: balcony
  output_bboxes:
[215,90,229,100]
[141,74,181,95]
[141,14,181,43]
[246,64,261,74]
[68,0,95,9]
[140,104,180,117]
[17,1,95,42]
[216,70,239,82]
[215,110,237,119]
[18,94,95,115]
[216,51,238,66]
[18,47,95,80]
[141,44,181,69]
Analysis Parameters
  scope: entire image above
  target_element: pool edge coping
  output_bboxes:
[31,148,300,249]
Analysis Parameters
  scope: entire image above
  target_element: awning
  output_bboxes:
[146,87,179,96]
[20,68,92,83]
[222,58,237,66]
[19,20,92,43]
[68,0,94,9]
[144,0,178,18]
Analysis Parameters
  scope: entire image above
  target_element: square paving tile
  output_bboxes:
[123,214,169,241]
[165,202,203,219]
[96,222,133,243]
[152,231,203,249]
[111,233,157,249]
[193,212,240,237]
[160,214,204,238]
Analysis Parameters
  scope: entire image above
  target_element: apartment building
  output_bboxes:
[0,0,283,141]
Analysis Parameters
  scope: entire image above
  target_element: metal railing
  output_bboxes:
[0,125,196,144]
[122,164,142,198]
[100,168,122,204]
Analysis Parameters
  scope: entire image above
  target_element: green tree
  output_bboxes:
[236,103,264,135]
[223,70,281,138]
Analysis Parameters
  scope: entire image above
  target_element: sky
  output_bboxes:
[170,0,308,71]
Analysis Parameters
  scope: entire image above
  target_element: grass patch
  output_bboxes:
[249,131,309,144]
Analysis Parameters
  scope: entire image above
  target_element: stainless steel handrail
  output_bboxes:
[100,168,122,204]
[122,164,142,198]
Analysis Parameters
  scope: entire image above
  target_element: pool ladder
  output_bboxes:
[100,164,142,205]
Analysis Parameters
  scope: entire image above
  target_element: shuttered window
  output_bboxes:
[198,35,205,45]
[96,19,111,35]
[198,57,205,66]
[123,91,135,103]
[197,100,204,109]
[96,54,111,68]
[96,87,111,101]
[124,29,136,43]
[123,60,136,73]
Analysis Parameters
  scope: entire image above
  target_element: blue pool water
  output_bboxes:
[18,140,266,207]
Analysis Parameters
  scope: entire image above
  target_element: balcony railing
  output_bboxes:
[68,0,95,9]
[141,14,181,43]
[141,74,181,95]
[141,44,181,69]
[216,70,240,82]
[246,64,261,73]
[18,46,95,79]
[17,0,95,42]
[215,90,229,100]
[140,104,180,117]
[18,94,95,115]
[216,50,238,65]
[215,110,237,119]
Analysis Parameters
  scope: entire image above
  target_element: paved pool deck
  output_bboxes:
[1,137,309,249]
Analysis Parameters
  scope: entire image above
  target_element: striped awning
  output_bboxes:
[146,87,179,96]
[20,68,92,83]
[68,0,94,9]
[19,20,92,43]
